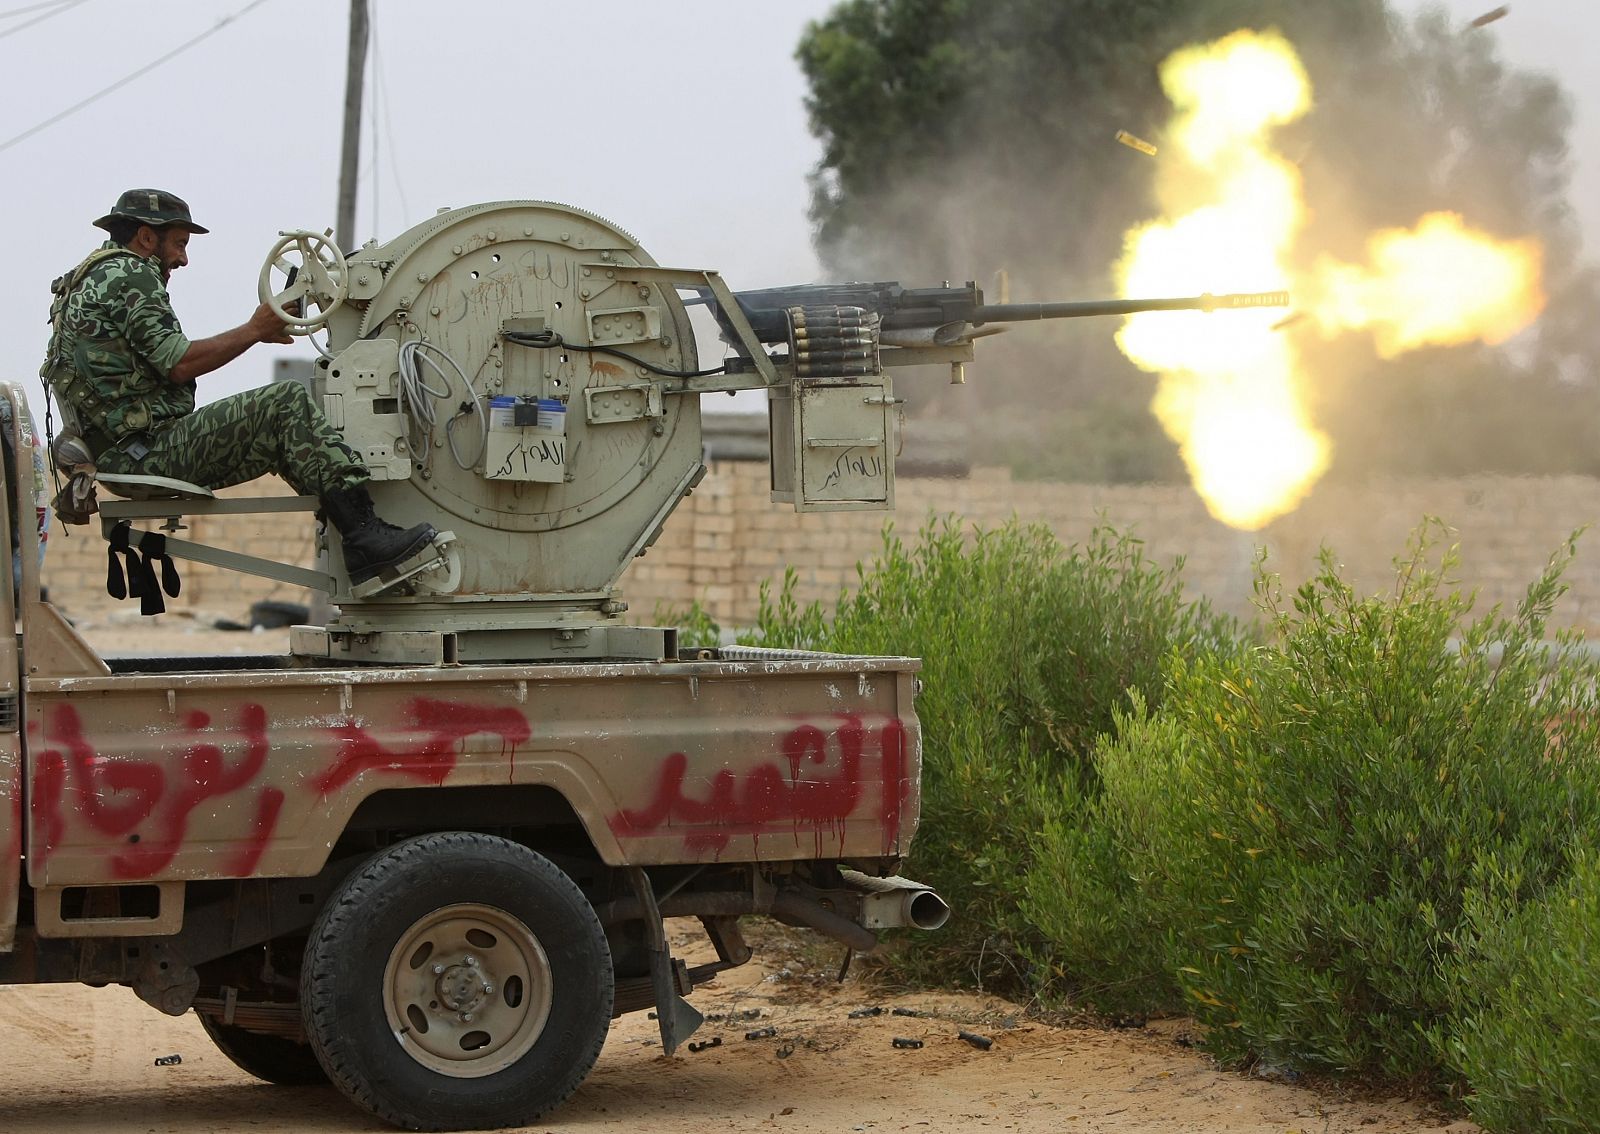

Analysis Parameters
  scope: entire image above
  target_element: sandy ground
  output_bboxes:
[0,619,1475,1134]
[0,926,1475,1134]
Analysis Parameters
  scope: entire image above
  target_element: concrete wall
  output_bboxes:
[42,468,1600,635]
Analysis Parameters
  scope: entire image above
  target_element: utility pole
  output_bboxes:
[335,0,369,248]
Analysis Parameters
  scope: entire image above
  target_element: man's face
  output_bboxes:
[149,227,190,283]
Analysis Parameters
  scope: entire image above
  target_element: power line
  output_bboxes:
[0,0,88,41]
[369,6,380,237]
[0,0,271,154]
[370,10,410,227]
[0,0,77,20]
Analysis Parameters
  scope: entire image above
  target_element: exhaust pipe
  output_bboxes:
[839,870,951,931]
[587,871,950,954]
[901,889,953,930]
[771,891,879,953]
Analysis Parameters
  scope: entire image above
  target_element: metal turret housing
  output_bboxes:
[328,201,700,596]
[301,202,706,662]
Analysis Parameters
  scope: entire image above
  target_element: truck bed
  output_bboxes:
[15,633,922,893]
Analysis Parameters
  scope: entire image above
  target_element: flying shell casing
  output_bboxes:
[1116,130,1158,157]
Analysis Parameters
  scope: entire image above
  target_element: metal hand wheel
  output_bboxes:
[258,229,350,335]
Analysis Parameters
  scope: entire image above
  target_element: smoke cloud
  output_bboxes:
[800,1,1599,488]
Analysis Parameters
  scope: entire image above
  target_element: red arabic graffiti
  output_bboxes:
[28,697,531,880]
[609,715,911,855]
[314,699,530,794]
[29,703,284,880]
[123,704,271,878]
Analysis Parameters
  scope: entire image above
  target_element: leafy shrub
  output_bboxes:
[748,516,1238,994]
[1021,691,1190,1014]
[1446,853,1600,1131]
[1055,526,1600,1086]
[653,597,722,648]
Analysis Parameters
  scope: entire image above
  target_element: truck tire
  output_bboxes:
[300,832,613,1131]
[196,1013,328,1086]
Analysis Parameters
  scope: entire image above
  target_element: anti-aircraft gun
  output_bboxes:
[171,200,1284,665]
[10,203,1288,1127]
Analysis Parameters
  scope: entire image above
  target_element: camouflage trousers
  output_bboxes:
[94,380,367,500]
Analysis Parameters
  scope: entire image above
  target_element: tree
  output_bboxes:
[797,1,1598,482]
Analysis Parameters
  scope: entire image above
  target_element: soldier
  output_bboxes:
[40,189,437,591]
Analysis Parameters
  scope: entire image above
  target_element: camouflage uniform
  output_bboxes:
[40,240,367,498]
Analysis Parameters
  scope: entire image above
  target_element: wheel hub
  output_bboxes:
[434,956,492,1015]
[381,902,554,1078]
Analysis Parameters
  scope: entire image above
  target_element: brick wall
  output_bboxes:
[623,466,1600,633]
[46,482,315,623]
[43,468,1600,634]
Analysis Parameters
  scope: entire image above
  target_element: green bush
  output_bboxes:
[748,516,1238,994]
[653,597,722,648]
[1021,691,1190,1014]
[1446,853,1600,1131]
[713,511,1600,1120]
[1052,526,1600,1086]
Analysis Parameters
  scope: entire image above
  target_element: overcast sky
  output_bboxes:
[1,0,1590,423]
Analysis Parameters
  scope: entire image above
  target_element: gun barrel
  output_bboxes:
[972,291,1290,322]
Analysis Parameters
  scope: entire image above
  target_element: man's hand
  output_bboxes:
[170,302,296,382]
[249,301,294,345]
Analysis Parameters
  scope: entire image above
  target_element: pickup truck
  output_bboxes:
[0,384,942,1130]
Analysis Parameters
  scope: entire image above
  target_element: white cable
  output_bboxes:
[397,338,447,455]
[397,338,487,470]
[309,326,335,361]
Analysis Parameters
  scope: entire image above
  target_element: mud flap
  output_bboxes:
[624,866,703,1055]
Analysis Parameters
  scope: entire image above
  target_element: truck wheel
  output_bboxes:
[301,832,613,1132]
[196,1013,328,1086]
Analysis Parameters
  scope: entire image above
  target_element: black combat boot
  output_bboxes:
[320,485,439,587]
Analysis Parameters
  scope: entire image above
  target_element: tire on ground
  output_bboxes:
[300,831,613,1131]
[196,1012,328,1086]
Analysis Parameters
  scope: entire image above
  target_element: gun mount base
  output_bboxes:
[291,621,676,667]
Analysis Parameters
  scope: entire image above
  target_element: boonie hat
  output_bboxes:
[92,188,209,235]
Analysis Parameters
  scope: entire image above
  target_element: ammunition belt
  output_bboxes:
[787,305,881,379]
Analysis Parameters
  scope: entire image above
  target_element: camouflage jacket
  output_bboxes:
[40,240,194,451]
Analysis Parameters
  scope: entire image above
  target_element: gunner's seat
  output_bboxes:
[94,472,213,502]
[48,429,214,521]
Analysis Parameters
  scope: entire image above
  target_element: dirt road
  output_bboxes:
[0,934,1474,1134]
[0,618,1476,1133]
